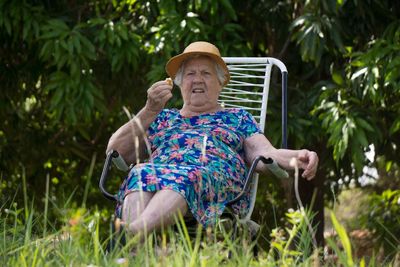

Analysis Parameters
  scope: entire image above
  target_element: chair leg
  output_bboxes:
[226,221,238,259]
[251,233,259,257]
[231,221,238,243]
[106,217,126,253]
[227,220,261,258]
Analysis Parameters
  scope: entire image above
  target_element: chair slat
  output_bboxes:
[219,103,262,111]
[221,90,263,95]
[219,96,263,103]
[229,68,267,73]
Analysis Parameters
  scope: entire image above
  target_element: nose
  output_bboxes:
[193,72,203,83]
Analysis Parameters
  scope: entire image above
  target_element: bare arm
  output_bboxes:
[244,133,319,180]
[106,79,173,164]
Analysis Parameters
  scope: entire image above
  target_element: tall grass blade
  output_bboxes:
[377,220,400,243]
[21,166,28,221]
[43,173,50,237]
[24,204,34,246]
[189,225,203,267]
[82,152,97,208]
[93,212,100,265]
[330,211,354,266]
[176,212,193,253]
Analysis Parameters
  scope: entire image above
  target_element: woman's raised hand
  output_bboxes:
[144,79,173,114]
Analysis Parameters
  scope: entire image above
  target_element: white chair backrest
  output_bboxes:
[220,57,288,222]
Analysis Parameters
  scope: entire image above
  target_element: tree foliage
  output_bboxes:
[1,0,399,211]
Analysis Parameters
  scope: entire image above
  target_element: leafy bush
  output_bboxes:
[363,189,400,258]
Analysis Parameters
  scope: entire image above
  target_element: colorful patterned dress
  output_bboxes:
[116,108,262,226]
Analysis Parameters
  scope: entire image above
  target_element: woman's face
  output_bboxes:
[180,56,222,112]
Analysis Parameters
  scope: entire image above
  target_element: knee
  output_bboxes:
[123,192,136,206]
[122,193,142,222]
[122,193,134,212]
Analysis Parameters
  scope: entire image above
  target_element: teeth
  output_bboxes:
[192,89,204,93]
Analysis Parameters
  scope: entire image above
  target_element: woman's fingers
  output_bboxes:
[298,150,318,180]
[145,80,173,112]
[148,87,172,101]
[148,81,172,97]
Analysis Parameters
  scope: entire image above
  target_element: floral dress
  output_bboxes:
[116,108,262,227]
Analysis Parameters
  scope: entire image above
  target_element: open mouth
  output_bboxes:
[192,88,205,93]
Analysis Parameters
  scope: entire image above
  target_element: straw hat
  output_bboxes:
[165,41,230,86]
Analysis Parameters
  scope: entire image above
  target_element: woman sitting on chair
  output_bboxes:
[107,41,319,238]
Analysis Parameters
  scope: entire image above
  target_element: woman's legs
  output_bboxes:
[122,191,154,224]
[127,189,188,236]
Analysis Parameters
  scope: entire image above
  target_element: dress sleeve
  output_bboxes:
[238,109,263,139]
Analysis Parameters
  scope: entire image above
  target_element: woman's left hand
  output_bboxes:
[297,150,319,180]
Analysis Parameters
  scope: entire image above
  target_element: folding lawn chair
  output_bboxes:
[99,56,289,251]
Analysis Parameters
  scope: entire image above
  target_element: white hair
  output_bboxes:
[173,55,226,87]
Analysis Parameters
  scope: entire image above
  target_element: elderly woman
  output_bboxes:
[107,41,318,237]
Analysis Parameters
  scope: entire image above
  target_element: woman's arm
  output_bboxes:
[106,107,159,164]
[106,80,173,164]
[243,133,318,180]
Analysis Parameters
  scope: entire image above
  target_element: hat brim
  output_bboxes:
[165,52,230,86]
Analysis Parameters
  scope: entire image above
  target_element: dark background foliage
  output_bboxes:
[1,0,399,231]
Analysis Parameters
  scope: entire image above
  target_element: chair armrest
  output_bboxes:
[226,155,271,206]
[99,150,120,201]
[99,150,133,202]
[112,152,130,172]
[226,155,288,206]
[266,159,289,179]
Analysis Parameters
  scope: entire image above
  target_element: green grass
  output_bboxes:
[1,169,399,266]
[2,197,398,267]
[0,203,257,266]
